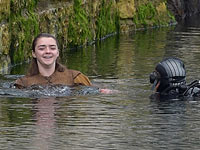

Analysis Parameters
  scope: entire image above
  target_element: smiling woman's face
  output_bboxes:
[32,37,59,68]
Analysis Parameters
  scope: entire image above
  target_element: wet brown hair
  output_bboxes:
[27,33,65,76]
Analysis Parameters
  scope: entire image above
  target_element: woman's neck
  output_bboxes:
[37,63,56,77]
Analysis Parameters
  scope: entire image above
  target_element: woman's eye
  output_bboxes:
[50,46,56,50]
[38,47,45,51]
[37,45,57,51]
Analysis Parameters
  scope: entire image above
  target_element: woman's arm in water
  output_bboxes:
[99,88,115,94]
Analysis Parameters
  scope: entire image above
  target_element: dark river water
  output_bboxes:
[1,16,200,150]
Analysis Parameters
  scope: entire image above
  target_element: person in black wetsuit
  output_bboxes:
[149,57,200,100]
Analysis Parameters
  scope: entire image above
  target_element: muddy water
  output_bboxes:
[1,16,200,149]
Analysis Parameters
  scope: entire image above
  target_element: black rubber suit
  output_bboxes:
[149,57,200,100]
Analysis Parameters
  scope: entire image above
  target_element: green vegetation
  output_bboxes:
[96,0,119,39]
[9,0,39,64]
[133,2,157,28]
[67,0,120,47]
[0,1,10,23]
[133,2,175,29]
[9,14,39,64]
[67,0,92,47]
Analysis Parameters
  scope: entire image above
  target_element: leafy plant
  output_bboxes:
[67,0,92,47]
[133,2,157,28]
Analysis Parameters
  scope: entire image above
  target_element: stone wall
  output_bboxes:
[0,0,180,70]
[167,0,200,21]
[119,0,175,32]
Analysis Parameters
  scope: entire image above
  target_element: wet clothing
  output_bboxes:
[15,68,92,89]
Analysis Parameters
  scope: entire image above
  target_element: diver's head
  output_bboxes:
[150,57,186,93]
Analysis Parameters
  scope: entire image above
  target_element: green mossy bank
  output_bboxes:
[0,0,175,68]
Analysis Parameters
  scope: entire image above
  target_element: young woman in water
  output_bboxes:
[15,33,92,88]
[14,33,112,94]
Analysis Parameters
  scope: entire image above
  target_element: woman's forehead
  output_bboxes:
[36,37,57,45]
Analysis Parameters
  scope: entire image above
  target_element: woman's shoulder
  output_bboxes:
[58,68,91,85]
[16,75,32,82]
[61,68,81,78]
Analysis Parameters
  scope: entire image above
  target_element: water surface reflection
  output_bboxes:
[1,16,200,149]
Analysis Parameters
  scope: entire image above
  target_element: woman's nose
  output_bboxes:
[45,47,51,53]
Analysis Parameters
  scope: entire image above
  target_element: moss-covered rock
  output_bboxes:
[0,0,10,22]
[67,0,93,47]
[133,1,176,29]
[9,14,39,63]
[9,0,39,64]
[0,0,179,67]
[0,24,10,55]
[117,0,136,19]
[0,55,11,74]
[96,0,119,39]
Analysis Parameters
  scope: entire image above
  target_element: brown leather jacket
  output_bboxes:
[15,68,92,89]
